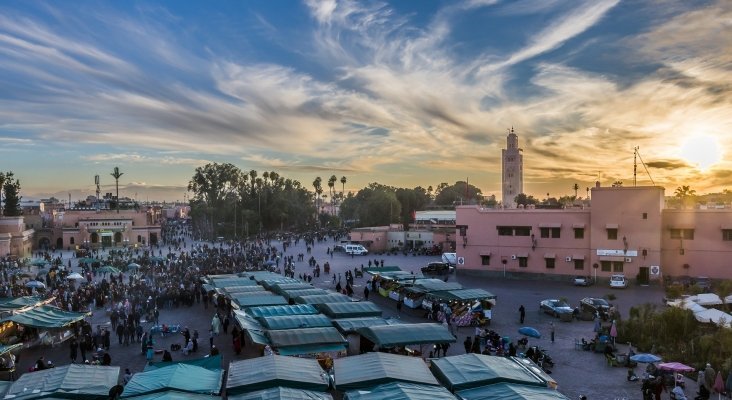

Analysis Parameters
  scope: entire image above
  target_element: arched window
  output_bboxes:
[56,238,63,248]
[70,237,75,245]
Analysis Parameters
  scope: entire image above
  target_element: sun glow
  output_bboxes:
[679,135,722,171]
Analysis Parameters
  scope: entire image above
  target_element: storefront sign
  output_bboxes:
[596,249,638,257]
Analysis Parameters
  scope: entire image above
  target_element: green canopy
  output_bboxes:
[246,329,271,346]
[317,302,382,319]
[209,278,258,288]
[344,382,456,400]
[226,355,329,395]
[455,382,568,400]
[228,387,333,400]
[122,364,223,397]
[124,390,222,400]
[221,286,267,295]
[144,355,222,372]
[30,259,49,266]
[404,279,463,294]
[427,289,496,302]
[281,289,329,300]
[0,296,48,312]
[332,318,400,334]
[260,314,333,330]
[363,266,403,273]
[233,295,288,308]
[6,305,90,328]
[356,323,456,347]
[270,283,316,296]
[201,284,215,293]
[233,311,266,331]
[4,364,119,400]
[430,354,547,392]
[246,304,318,319]
[369,271,416,281]
[267,327,347,355]
[334,352,439,391]
[0,343,22,356]
[295,293,352,305]
[97,266,121,274]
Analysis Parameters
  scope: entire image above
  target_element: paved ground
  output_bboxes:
[12,237,700,400]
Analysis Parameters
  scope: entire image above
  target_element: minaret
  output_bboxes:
[501,127,523,207]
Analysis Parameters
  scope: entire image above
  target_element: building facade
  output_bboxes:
[0,217,34,258]
[501,128,523,207]
[456,184,732,281]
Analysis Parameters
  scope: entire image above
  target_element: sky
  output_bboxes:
[1,0,730,203]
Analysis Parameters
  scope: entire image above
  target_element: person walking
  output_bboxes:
[463,336,472,354]
[69,337,78,363]
[519,305,526,324]
[549,322,555,343]
[363,285,369,300]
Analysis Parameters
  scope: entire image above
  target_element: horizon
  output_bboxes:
[1,1,730,202]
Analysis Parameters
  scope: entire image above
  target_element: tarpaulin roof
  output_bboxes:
[369,271,418,281]
[123,390,222,400]
[270,283,316,296]
[246,329,270,346]
[0,381,11,399]
[208,278,258,288]
[144,355,222,372]
[317,302,382,319]
[0,296,49,312]
[233,311,266,331]
[430,354,547,392]
[226,356,329,395]
[295,294,352,305]
[233,295,288,308]
[363,266,403,273]
[334,352,439,391]
[406,279,463,294]
[220,286,267,295]
[426,289,496,302]
[455,382,568,400]
[694,308,732,328]
[4,364,120,400]
[356,324,456,347]
[259,314,333,330]
[0,343,22,356]
[201,284,215,293]
[344,382,456,400]
[281,289,329,300]
[122,364,223,397]
[228,387,332,400]
[246,304,318,319]
[5,305,90,328]
[332,318,400,334]
[267,327,347,356]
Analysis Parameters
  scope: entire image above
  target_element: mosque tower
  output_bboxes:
[501,127,523,207]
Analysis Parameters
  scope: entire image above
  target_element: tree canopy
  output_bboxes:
[1,172,22,217]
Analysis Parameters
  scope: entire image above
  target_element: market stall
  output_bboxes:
[455,382,569,400]
[344,382,456,400]
[4,364,119,400]
[317,302,383,319]
[228,387,333,400]
[423,289,496,326]
[355,323,456,355]
[270,283,318,296]
[122,364,223,397]
[334,352,439,391]
[259,314,334,330]
[246,304,319,319]
[401,280,463,309]
[294,293,352,305]
[429,354,550,392]
[267,327,348,356]
[226,355,330,395]
[281,289,330,301]
[4,305,90,347]
[233,295,289,309]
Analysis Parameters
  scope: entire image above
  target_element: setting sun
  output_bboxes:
[679,135,723,171]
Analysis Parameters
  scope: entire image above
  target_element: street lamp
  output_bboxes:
[111,167,124,214]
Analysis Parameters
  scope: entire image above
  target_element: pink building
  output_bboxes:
[0,217,34,257]
[456,185,732,281]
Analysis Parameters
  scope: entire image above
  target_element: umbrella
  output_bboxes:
[264,260,276,266]
[630,353,662,363]
[127,263,141,270]
[30,259,48,267]
[609,320,617,344]
[78,257,96,264]
[97,266,121,275]
[714,371,724,399]
[518,326,541,339]
[67,272,85,281]
[25,280,46,289]
[658,362,695,373]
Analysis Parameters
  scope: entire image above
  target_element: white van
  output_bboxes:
[345,244,368,255]
[610,274,627,289]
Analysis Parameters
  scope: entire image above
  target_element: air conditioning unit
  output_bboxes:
[511,255,517,260]
[565,256,572,262]
[624,257,632,263]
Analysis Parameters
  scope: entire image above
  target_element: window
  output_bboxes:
[574,228,584,239]
[514,226,532,236]
[545,258,556,269]
[70,237,75,245]
[539,227,560,238]
[642,213,648,219]
[612,262,624,272]
[518,257,528,268]
[574,259,585,270]
[497,226,532,236]
[607,228,618,240]
[481,255,490,266]
[723,230,732,241]
[601,261,611,272]
[497,226,513,236]
[670,229,694,240]
[540,228,550,238]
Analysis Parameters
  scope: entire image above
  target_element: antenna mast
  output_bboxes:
[634,147,655,186]
[634,147,638,186]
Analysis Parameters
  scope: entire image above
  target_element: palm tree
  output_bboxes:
[111,167,124,213]
[572,183,579,198]
[340,176,347,198]
[674,186,697,209]
[328,175,337,215]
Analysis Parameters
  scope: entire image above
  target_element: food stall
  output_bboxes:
[423,288,497,326]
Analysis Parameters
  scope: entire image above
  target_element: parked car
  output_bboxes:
[610,274,627,289]
[421,262,453,275]
[580,297,612,316]
[694,276,712,292]
[539,299,574,317]
[573,276,592,286]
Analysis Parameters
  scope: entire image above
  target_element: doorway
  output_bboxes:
[638,267,650,286]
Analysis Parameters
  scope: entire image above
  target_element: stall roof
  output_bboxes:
[233,295,288,308]
[226,355,329,395]
[4,364,119,400]
[455,382,568,400]
[427,289,496,302]
[332,318,400,334]
[0,296,49,313]
[260,314,333,330]
[246,304,318,319]
[122,364,223,397]
[267,327,347,356]
[124,391,222,400]
[233,311,266,331]
[144,355,222,372]
[208,278,258,288]
[356,323,456,347]
[430,354,547,392]
[228,387,332,400]
[405,279,463,294]
[270,283,316,296]
[295,293,352,305]
[344,382,456,400]
[0,343,22,356]
[371,271,419,281]
[317,302,382,319]
[220,286,267,295]
[334,352,439,391]
[246,329,271,346]
[363,266,402,274]
[0,382,11,399]
[5,305,90,328]
[281,289,329,300]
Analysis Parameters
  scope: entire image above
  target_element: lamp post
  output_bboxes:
[111,167,123,214]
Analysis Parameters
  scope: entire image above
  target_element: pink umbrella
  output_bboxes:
[714,371,725,400]
[658,362,695,373]
[609,320,617,345]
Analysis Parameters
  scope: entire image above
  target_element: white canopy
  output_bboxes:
[686,293,723,306]
[694,308,732,328]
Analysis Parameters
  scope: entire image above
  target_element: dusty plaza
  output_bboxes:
[5,234,703,400]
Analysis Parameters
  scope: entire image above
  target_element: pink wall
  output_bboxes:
[661,210,732,278]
